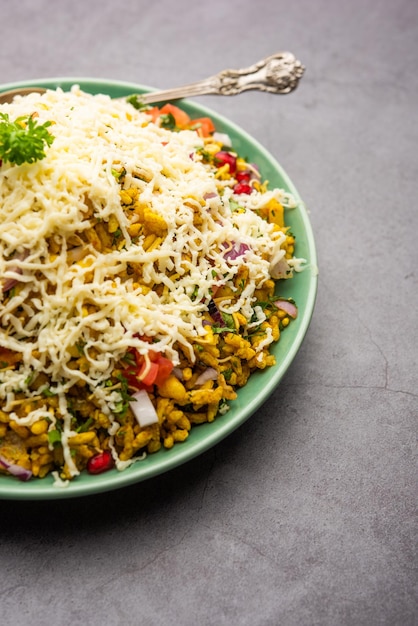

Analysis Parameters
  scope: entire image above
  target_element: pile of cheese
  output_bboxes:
[0,86,293,430]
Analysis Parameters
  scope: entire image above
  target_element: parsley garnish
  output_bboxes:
[159,113,176,130]
[126,94,148,110]
[0,113,54,166]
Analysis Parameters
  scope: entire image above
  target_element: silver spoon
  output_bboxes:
[0,52,304,105]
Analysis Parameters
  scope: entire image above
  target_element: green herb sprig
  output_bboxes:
[0,113,55,166]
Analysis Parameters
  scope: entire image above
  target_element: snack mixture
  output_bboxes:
[0,87,301,484]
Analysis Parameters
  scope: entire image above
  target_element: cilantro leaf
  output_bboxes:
[159,113,176,130]
[0,113,54,166]
[126,94,147,110]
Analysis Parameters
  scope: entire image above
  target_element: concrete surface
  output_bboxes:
[0,0,416,624]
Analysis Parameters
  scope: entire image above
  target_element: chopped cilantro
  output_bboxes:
[159,113,176,130]
[48,428,61,446]
[126,94,148,110]
[76,417,94,433]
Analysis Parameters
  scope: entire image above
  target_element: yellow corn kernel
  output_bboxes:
[269,315,280,342]
[120,190,134,205]
[214,164,231,180]
[202,141,223,154]
[30,420,49,436]
[236,157,248,172]
[182,367,193,382]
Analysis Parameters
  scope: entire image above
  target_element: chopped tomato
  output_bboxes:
[137,360,159,386]
[123,348,173,390]
[146,103,215,138]
[190,117,215,138]
[146,107,161,123]
[153,354,174,386]
[159,103,191,128]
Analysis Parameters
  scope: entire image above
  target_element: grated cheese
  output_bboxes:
[0,87,294,477]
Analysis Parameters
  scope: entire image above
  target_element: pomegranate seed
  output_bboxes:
[236,170,251,182]
[214,151,237,174]
[233,182,253,195]
[87,450,114,475]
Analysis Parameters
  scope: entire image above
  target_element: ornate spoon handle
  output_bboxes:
[139,52,305,104]
[0,52,304,106]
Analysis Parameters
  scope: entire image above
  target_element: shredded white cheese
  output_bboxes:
[0,86,294,476]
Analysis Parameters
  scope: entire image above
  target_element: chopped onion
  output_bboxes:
[208,299,225,326]
[67,246,88,263]
[213,132,232,147]
[274,299,298,319]
[223,241,250,261]
[0,455,32,481]
[1,250,29,293]
[203,192,217,200]
[129,390,159,427]
[1,274,21,293]
[270,257,291,279]
[248,163,261,179]
[172,366,184,380]
[195,368,218,386]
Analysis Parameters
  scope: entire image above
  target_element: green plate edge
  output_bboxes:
[0,77,318,500]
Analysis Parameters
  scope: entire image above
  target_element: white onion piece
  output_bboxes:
[0,455,32,481]
[1,274,20,293]
[129,390,159,427]
[67,246,88,263]
[274,299,298,319]
[195,368,218,386]
[270,257,291,279]
[1,250,29,293]
[172,367,184,380]
[213,132,232,147]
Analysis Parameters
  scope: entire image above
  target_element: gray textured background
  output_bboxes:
[0,1,417,624]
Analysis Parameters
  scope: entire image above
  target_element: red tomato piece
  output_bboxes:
[190,117,215,137]
[153,354,174,386]
[159,103,191,128]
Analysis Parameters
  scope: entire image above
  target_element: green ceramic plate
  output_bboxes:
[0,78,317,499]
